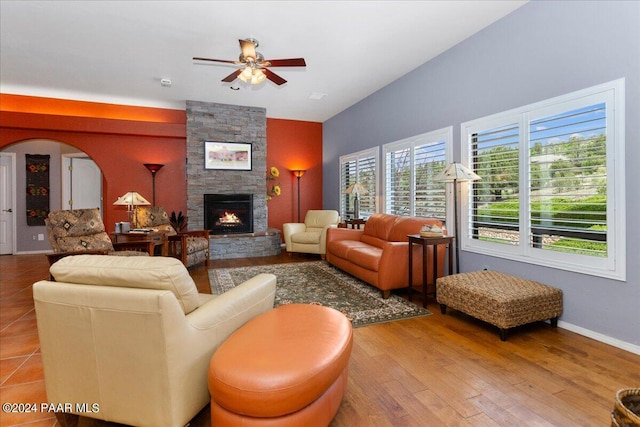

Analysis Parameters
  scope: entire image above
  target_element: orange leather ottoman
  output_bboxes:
[208,303,353,427]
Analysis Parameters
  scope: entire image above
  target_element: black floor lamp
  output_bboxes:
[434,162,481,273]
[143,163,164,206]
[292,170,306,222]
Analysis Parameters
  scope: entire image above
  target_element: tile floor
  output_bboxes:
[1,254,54,427]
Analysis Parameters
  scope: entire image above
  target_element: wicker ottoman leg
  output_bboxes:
[550,317,558,328]
[440,304,447,315]
[500,328,509,341]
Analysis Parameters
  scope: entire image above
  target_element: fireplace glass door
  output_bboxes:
[204,194,253,235]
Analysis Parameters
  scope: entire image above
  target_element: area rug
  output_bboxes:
[209,261,431,328]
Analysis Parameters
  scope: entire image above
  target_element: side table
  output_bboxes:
[110,231,168,256]
[338,219,367,229]
[407,234,454,307]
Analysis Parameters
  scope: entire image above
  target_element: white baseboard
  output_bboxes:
[558,320,640,355]
[15,250,50,255]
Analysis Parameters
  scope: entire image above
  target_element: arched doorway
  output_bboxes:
[0,139,102,254]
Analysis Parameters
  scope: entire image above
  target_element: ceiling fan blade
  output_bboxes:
[221,69,242,83]
[193,57,238,64]
[239,39,257,60]
[265,58,306,67]
[263,69,287,86]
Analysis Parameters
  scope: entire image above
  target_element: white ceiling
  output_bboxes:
[0,1,527,123]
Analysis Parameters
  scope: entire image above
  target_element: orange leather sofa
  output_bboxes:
[326,213,447,298]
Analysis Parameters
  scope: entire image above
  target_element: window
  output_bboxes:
[339,147,378,220]
[383,127,452,221]
[462,79,625,280]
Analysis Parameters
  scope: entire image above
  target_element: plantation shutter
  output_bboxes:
[357,155,377,217]
[385,146,411,215]
[340,158,357,219]
[471,122,520,246]
[414,139,446,220]
[463,79,623,279]
[528,103,607,255]
[340,149,378,220]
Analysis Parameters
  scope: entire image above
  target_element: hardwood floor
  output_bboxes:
[1,253,638,426]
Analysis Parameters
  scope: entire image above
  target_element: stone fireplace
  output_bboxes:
[186,101,281,259]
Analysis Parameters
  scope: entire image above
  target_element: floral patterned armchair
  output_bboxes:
[45,208,153,265]
[135,206,210,267]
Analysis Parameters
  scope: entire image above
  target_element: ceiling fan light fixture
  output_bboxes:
[251,69,266,84]
[239,66,253,82]
[238,66,266,85]
[194,38,305,86]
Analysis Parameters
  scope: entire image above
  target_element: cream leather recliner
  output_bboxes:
[282,210,340,258]
[33,255,276,427]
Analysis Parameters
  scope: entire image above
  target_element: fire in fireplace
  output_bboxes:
[219,211,241,225]
[204,194,253,235]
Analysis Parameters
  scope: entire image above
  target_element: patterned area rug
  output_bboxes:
[209,261,431,328]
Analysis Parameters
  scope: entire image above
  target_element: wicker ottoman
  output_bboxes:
[437,270,563,341]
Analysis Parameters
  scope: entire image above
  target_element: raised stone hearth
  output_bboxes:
[186,101,281,259]
[210,230,282,260]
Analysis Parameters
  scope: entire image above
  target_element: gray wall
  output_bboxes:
[323,1,640,347]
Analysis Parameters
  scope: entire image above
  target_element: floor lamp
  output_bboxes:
[343,183,368,220]
[434,163,481,273]
[292,170,306,222]
[143,163,164,206]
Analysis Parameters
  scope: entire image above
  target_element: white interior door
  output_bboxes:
[0,153,16,254]
[62,156,102,210]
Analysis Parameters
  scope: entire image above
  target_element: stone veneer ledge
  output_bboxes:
[186,101,281,259]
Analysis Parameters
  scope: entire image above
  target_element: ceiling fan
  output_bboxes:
[193,38,306,86]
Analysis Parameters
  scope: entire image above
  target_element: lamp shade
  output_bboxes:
[433,162,481,182]
[113,191,150,207]
[343,183,368,196]
[292,170,306,178]
[143,163,164,174]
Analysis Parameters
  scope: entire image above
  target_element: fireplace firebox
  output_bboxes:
[204,194,253,235]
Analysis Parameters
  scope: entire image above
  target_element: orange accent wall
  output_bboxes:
[1,94,186,123]
[1,94,322,240]
[266,119,323,229]
[1,95,187,229]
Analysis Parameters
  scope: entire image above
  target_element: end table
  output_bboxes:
[407,234,454,307]
[338,219,366,229]
[110,230,168,256]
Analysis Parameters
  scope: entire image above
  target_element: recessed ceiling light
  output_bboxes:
[309,92,327,100]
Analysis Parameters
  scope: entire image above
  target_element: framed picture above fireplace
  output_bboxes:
[205,141,252,171]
